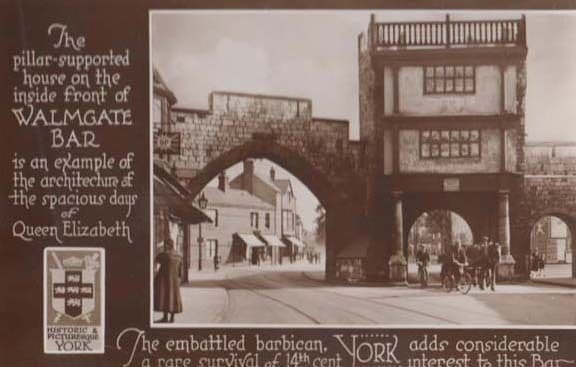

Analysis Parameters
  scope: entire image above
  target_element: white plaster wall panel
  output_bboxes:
[398,65,500,116]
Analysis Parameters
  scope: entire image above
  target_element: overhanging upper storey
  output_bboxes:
[359,14,527,64]
[357,14,529,182]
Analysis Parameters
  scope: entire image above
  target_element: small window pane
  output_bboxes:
[421,144,430,157]
[422,130,431,141]
[445,79,454,92]
[450,130,460,141]
[461,130,470,140]
[440,143,450,157]
[430,131,440,141]
[441,130,450,141]
[470,130,480,141]
[435,66,444,77]
[450,143,460,156]
[465,66,474,77]
[435,79,444,92]
[425,67,435,77]
[470,143,480,156]
[455,79,464,92]
[455,66,464,77]
[426,78,435,93]
[445,66,454,77]
[461,144,470,156]
[430,144,440,157]
[465,78,474,92]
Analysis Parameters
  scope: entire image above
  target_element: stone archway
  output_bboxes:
[528,213,576,278]
[402,192,497,247]
[182,138,364,280]
[185,138,347,209]
[404,208,475,283]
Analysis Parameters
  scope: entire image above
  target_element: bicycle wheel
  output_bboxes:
[457,272,472,295]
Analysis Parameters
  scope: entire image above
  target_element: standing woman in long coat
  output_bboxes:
[154,238,183,322]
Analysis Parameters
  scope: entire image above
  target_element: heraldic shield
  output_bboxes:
[50,266,96,321]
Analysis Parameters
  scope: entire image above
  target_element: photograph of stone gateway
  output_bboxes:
[151,11,576,326]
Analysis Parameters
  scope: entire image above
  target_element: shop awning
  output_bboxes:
[285,236,306,248]
[236,233,267,248]
[154,175,212,225]
[261,235,286,248]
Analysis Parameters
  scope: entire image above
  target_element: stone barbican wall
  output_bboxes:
[513,143,576,274]
[521,143,576,221]
[525,143,576,175]
[168,92,365,189]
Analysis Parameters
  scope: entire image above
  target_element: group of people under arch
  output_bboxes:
[415,235,501,291]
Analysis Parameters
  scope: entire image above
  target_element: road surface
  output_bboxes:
[156,264,576,326]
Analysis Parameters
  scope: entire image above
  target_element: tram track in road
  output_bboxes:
[218,268,463,325]
[221,275,322,324]
[255,272,380,324]
[289,271,461,325]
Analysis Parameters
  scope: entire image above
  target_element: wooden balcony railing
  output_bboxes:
[368,15,526,49]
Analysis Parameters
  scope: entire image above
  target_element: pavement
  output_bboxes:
[531,277,576,288]
[155,262,576,326]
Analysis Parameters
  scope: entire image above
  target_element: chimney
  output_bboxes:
[244,159,254,175]
[218,171,229,192]
[242,160,255,193]
[269,167,276,180]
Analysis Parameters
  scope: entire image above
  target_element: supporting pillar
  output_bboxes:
[497,191,515,280]
[325,209,336,281]
[573,250,576,278]
[197,223,203,271]
[182,224,190,283]
[388,191,407,282]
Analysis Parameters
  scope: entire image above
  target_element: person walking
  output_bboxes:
[415,244,430,287]
[213,254,220,271]
[443,241,467,286]
[475,236,490,290]
[154,238,183,323]
[486,241,501,291]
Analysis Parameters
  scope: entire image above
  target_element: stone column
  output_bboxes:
[182,224,190,283]
[497,191,515,280]
[388,192,407,282]
[325,209,336,281]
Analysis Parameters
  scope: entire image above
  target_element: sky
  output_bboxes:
[152,11,576,231]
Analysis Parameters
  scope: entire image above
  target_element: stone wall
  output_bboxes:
[512,142,576,276]
[165,91,365,209]
[525,143,576,175]
[358,46,376,140]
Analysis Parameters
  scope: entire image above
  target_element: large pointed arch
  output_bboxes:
[184,138,345,210]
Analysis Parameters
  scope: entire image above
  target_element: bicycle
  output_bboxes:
[442,264,472,295]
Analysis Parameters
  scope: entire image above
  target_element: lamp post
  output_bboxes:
[197,192,208,271]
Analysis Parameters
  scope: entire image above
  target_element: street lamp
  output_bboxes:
[197,192,208,271]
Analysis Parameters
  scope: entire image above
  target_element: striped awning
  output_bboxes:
[285,236,306,248]
[236,233,267,248]
[261,235,286,248]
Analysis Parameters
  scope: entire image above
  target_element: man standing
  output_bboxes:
[474,236,490,290]
[486,241,501,291]
[154,238,183,323]
[449,241,467,284]
[415,244,430,287]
